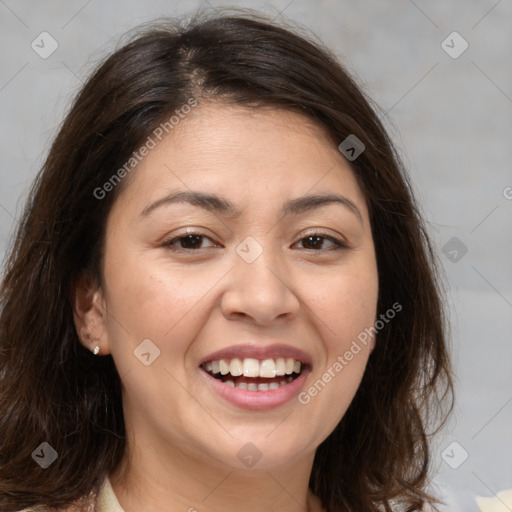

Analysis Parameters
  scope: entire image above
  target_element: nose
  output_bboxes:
[220,245,300,326]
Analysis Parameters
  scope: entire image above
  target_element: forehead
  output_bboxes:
[112,104,368,219]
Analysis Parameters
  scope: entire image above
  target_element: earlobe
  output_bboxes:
[72,272,110,355]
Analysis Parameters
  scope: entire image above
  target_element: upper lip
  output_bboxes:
[200,343,312,366]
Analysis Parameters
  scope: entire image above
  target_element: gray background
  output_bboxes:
[1,1,511,510]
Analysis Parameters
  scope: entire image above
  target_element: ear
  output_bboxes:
[72,271,110,355]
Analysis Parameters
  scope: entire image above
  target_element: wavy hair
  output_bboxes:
[0,8,454,511]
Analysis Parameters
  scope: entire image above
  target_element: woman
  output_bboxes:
[0,8,454,512]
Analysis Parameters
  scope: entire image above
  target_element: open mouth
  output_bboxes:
[200,357,306,391]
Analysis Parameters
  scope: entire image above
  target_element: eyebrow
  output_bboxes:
[140,190,363,224]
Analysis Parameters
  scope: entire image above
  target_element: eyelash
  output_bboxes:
[162,231,348,253]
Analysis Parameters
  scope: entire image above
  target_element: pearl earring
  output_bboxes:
[82,330,101,355]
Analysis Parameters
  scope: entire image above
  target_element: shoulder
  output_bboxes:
[15,491,100,512]
[13,478,108,512]
[376,502,437,512]
[16,507,78,512]
[16,507,48,512]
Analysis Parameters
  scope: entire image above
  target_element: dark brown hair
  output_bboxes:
[0,8,454,511]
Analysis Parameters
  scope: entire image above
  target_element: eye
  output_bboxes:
[162,233,219,251]
[162,231,348,253]
[293,232,348,251]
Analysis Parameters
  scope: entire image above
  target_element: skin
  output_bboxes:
[74,104,379,512]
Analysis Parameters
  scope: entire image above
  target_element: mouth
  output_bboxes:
[200,357,307,391]
[198,344,312,410]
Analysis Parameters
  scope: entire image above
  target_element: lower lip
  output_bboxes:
[200,368,310,411]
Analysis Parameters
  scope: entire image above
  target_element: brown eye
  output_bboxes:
[295,233,347,251]
[163,233,218,251]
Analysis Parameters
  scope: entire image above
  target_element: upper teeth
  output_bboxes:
[204,357,302,378]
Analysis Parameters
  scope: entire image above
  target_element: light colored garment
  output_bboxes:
[16,479,463,511]
[476,489,512,512]
[96,477,125,512]
[16,477,124,512]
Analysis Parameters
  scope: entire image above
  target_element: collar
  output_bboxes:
[96,476,125,512]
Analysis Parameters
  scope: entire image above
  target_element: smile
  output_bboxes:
[201,357,303,390]
[199,355,310,411]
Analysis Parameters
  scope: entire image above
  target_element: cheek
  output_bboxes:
[103,247,227,350]
[307,261,379,345]
[297,265,378,437]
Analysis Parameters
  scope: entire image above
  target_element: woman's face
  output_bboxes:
[85,104,378,472]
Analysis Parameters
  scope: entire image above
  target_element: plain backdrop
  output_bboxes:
[1,1,511,510]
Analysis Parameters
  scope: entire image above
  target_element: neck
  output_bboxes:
[109,437,319,512]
